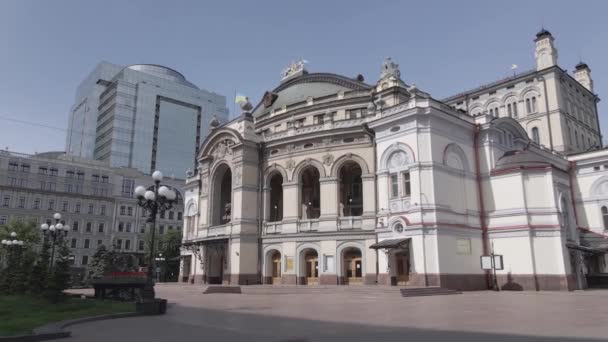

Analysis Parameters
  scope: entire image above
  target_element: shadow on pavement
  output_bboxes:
[70,301,605,342]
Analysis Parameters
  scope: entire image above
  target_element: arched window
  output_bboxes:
[300,167,320,219]
[339,162,362,217]
[212,165,232,226]
[525,95,538,114]
[531,127,540,144]
[269,173,283,222]
[487,104,500,117]
[602,206,608,230]
[531,96,537,112]
[561,196,572,240]
[526,98,531,113]
[506,100,518,118]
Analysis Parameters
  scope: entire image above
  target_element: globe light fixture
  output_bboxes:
[134,170,179,303]
[41,213,69,268]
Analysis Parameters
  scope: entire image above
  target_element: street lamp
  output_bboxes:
[40,213,69,268]
[135,170,179,301]
[155,253,166,282]
[1,231,25,269]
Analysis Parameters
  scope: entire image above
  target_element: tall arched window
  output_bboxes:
[531,127,540,144]
[300,166,320,219]
[531,96,537,112]
[602,206,608,230]
[339,162,362,217]
[506,98,518,118]
[526,95,538,114]
[269,173,283,222]
[212,165,232,225]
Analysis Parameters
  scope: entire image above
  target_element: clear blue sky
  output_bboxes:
[1,0,607,154]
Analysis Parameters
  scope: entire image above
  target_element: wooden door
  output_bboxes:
[272,254,281,284]
[305,255,319,285]
[395,252,409,285]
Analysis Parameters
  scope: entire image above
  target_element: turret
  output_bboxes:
[574,61,594,92]
[534,29,558,70]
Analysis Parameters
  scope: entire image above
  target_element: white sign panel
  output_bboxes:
[480,256,492,270]
[493,255,504,270]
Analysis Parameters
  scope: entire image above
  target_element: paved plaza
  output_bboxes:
[67,284,608,341]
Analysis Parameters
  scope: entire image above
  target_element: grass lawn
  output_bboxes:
[0,295,134,336]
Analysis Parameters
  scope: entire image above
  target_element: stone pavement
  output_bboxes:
[67,284,608,341]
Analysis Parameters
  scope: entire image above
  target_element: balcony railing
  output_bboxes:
[298,219,319,232]
[338,216,362,230]
[264,222,283,234]
[207,224,229,237]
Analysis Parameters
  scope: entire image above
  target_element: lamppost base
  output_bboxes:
[136,298,167,315]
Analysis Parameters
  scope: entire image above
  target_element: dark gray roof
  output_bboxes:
[442,69,536,103]
[252,73,372,117]
[535,28,552,40]
[575,62,590,71]
[494,150,549,171]
[369,238,411,249]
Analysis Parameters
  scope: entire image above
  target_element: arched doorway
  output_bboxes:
[342,247,362,284]
[266,250,282,284]
[212,165,232,226]
[300,248,319,285]
[300,167,320,219]
[269,173,283,222]
[339,162,363,216]
[206,243,226,284]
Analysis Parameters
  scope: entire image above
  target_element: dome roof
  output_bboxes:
[535,28,553,40]
[252,72,372,117]
[575,61,590,71]
[126,64,199,89]
[495,150,550,171]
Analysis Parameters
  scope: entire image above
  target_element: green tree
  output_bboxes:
[46,242,71,303]
[29,241,51,295]
[0,219,38,294]
[87,244,109,281]
[146,229,182,282]
[0,218,41,245]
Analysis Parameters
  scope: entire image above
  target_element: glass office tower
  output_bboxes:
[66,62,228,178]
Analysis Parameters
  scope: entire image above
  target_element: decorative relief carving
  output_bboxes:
[201,177,208,195]
[286,159,296,171]
[234,165,242,186]
[212,139,234,160]
[322,153,334,166]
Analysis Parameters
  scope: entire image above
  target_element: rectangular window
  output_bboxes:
[118,222,124,232]
[75,203,81,213]
[125,240,131,251]
[140,225,145,234]
[62,201,68,211]
[390,174,399,198]
[65,184,72,193]
[86,222,92,232]
[72,222,79,232]
[2,196,9,207]
[314,114,325,125]
[18,197,25,208]
[81,255,88,266]
[120,206,126,215]
[127,207,133,216]
[169,211,174,220]
[159,225,165,235]
[141,209,147,217]
[20,164,30,173]
[84,239,90,249]
[126,222,132,233]
[121,179,135,196]
[88,204,94,214]
[92,174,100,182]
[138,240,144,251]
[39,181,45,190]
[38,167,47,175]
[116,239,122,250]
[178,212,182,221]
[100,205,106,215]
[456,238,472,255]
[71,239,77,248]
[98,223,104,233]
[76,171,85,180]
[402,172,411,197]
[47,200,54,210]
[49,168,58,176]
[97,240,102,247]
[160,211,165,219]
[8,162,18,171]
[33,198,40,209]
[0,216,7,225]
[66,170,74,178]
[101,175,109,183]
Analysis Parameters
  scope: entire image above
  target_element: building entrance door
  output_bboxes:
[344,248,362,284]
[395,251,409,285]
[271,253,282,285]
[305,253,319,285]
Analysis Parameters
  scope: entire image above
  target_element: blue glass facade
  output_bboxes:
[66,62,228,177]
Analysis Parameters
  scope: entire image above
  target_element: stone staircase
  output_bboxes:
[400,287,461,297]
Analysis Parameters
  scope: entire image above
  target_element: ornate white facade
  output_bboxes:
[180,30,607,291]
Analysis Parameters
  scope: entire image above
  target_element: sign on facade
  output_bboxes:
[480,255,504,270]
[284,256,294,271]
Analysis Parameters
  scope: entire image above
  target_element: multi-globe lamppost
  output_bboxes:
[134,170,178,301]
[40,213,69,267]
[1,231,25,266]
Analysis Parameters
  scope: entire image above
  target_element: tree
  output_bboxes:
[0,218,41,245]
[145,230,182,282]
[87,244,110,281]
[46,242,71,303]
[0,219,38,295]
[29,241,51,295]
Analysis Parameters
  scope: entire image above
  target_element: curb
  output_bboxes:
[0,312,142,342]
